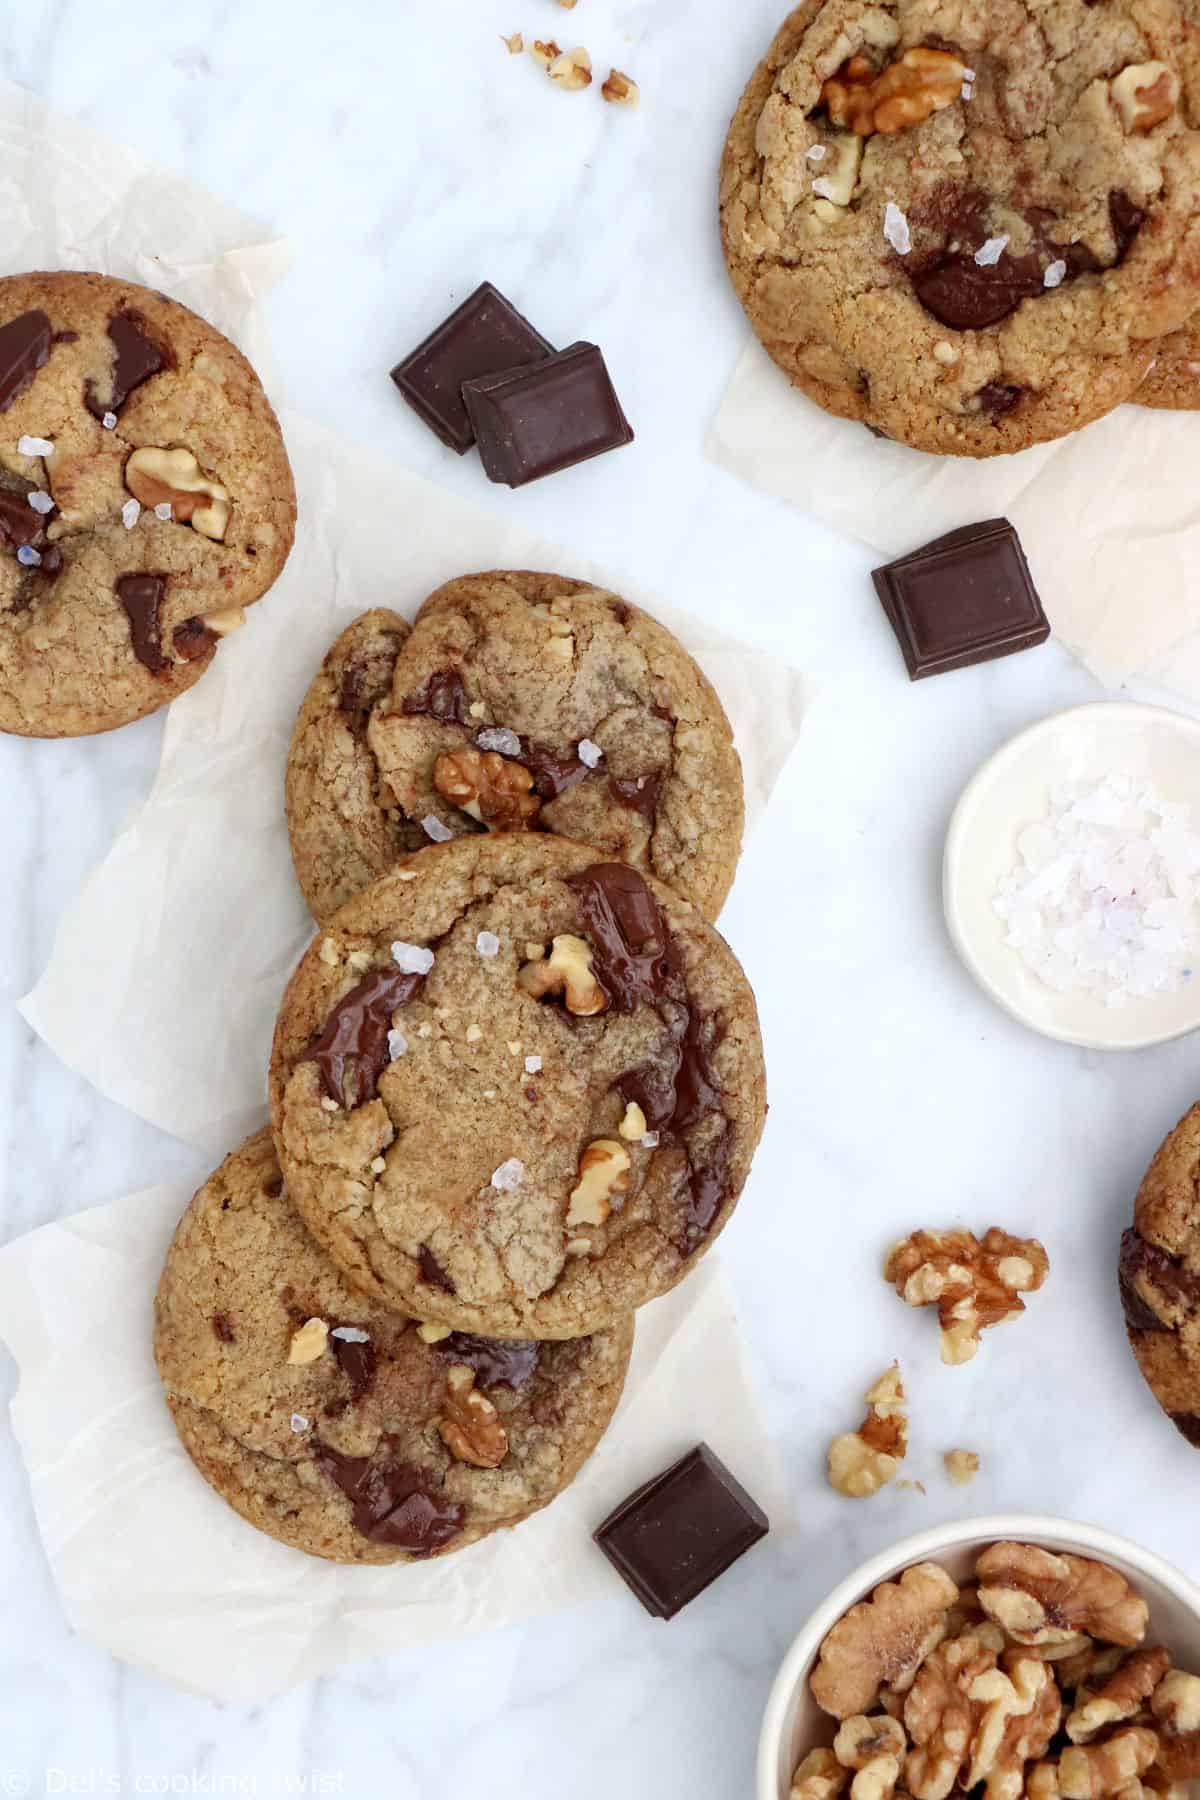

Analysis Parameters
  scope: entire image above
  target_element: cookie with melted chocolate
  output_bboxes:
[0,270,295,737]
[720,0,1200,455]
[155,1128,632,1563]
[268,835,766,1338]
[283,571,744,924]
[1120,1102,1200,1450]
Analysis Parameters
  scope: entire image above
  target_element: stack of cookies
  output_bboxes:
[155,572,768,1564]
[720,0,1200,457]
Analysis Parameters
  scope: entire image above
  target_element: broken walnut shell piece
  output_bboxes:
[820,47,967,137]
[884,1228,1049,1364]
[1111,61,1179,134]
[519,932,608,1015]
[434,745,539,830]
[1059,1727,1159,1799]
[976,1543,1149,1649]
[827,1363,908,1500]
[437,1365,508,1468]
[811,1561,960,1720]
[565,1138,630,1231]
[1066,1646,1170,1743]
[124,445,230,540]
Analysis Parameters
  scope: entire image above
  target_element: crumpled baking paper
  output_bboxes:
[2,88,806,1154]
[0,1190,786,1702]
[709,339,1200,698]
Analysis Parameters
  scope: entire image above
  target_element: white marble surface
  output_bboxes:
[1,1,1199,1795]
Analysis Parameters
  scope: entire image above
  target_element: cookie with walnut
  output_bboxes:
[0,270,295,737]
[283,570,744,923]
[1120,1101,1200,1449]
[154,1128,632,1564]
[268,834,767,1338]
[720,0,1200,455]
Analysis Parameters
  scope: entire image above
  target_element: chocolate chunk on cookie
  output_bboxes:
[1120,1102,1200,1447]
[720,1,1200,455]
[0,271,296,737]
[154,1128,632,1563]
[268,835,767,1338]
[285,571,744,924]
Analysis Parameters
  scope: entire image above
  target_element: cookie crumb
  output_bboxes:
[121,498,141,530]
[476,930,501,959]
[318,937,339,966]
[524,1054,542,1074]
[320,1096,340,1113]
[883,202,911,255]
[17,434,53,456]
[391,941,435,975]
[387,1028,407,1061]
[466,1023,483,1043]
[491,1157,525,1191]
[27,490,53,514]
[577,738,603,768]
[422,814,453,843]
[397,869,418,882]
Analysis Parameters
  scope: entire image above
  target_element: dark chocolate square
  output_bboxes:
[872,518,1049,680]
[462,341,634,488]
[390,283,554,454]
[593,1444,768,1620]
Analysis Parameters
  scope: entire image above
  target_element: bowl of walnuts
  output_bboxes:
[758,1518,1200,1800]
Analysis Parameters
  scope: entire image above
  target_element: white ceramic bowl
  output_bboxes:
[944,701,1200,1050]
[758,1515,1200,1800]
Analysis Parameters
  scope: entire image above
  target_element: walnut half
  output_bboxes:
[811,1561,959,1719]
[434,746,539,830]
[820,48,967,137]
[976,1544,1149,1650]
[884,1228,1049,1364]
[437,1365,508,1468]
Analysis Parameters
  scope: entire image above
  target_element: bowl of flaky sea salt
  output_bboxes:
[944,701,1200,1049]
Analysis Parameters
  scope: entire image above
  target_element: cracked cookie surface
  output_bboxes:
[720,0,1200,455]
[285,571,744,924]
[268,834,767,1338]
[1120,1100,1200,1448]
[154,1128,632,1563]
[0,270,296,737]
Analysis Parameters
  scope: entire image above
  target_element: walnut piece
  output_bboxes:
[548,46,592,90]
[519,933,608,1015]
[1066,1647,1170,1742]
[827,1364,908,1500]
[834,1715,907,1800]
[437,1365,508,1468]
[434,746,539,830]
[966,1658,1061,1800]
[820,48,967,137]
[1059,1727,1159,1798]
[792,1750,850,1800]
[1153,1670,1200,1780]
[1056,1645,1123,1694]
[501,31,523,54]
[602,68,639,106]
[945,1449,981,1488]
[884,1229,1050,1364]
[976,1545,1148,1650]
[565,1138,630,1231]
[529,39,562,70]
[905,1633,998,1800]
[811,1561,959,1719]
[124,446,230,540]
[287,1317,329,1364]
[1110,61,1179,133]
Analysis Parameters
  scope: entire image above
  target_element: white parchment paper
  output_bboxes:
[709,340,1200,698]
[0,1189,785,1702]
[0,87,806,1153]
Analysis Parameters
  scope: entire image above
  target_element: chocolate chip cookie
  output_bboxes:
[155,1128,632,1563]
[268,835,767,1339]
[1136,317,1200,405]
[0,271,296,737]
[1120,1101,1200,1449]
[720,0,1200,455]
[284,571,744,924]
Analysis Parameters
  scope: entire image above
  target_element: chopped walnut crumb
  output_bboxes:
[501,31,524,54]
[827,1363,908,1499]
[549,47,592,90]
[945,1449,981,1487]
[602,68,640,106]
[530,38,562,71]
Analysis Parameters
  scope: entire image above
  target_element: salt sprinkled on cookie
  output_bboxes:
[975,236,1010,267]
[387,1028,407,1061]
[524,1054,542,1074]
[391,940,435,975]
[154,502,173,520]
[26,490,53,514]
[476,727,521,756]
[806,143,826,161]
[812,177,839,201]
[121,498,140,530]
[17,434,52,457]
[476,931,501,959]
[330,1326,370,1343]
[16,545,40,567]
[101,411,117,430]
[290,1414,309,1433]
[1044,260,1067,289]
[577,738,603,768]
[422,814,453,843]
[883,202,911,256]
[491,1158,525,1191]
[642,1131,660,1148]
[994,774,1200,1004]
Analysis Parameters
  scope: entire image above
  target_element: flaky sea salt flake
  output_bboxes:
[883,202,911,255]
[26,490,53,514]
[101,411,117,431]
[17,434,52,457]
[16,545,40,567]
[807,143,827,161]
[524,1054,542,1074]
[330,1326,370,1343]
[491,1158,525,1192]
[422,814,453,843]
[975,235,1010,267]
[154,501,173,520]
[387,1028,407,1061]
[577,738,603,767]
[121,498,140,530]
[290,1414,309,1433]
[1044,260,1067,289]
[391,940,434,975]
[476,930,501,959]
